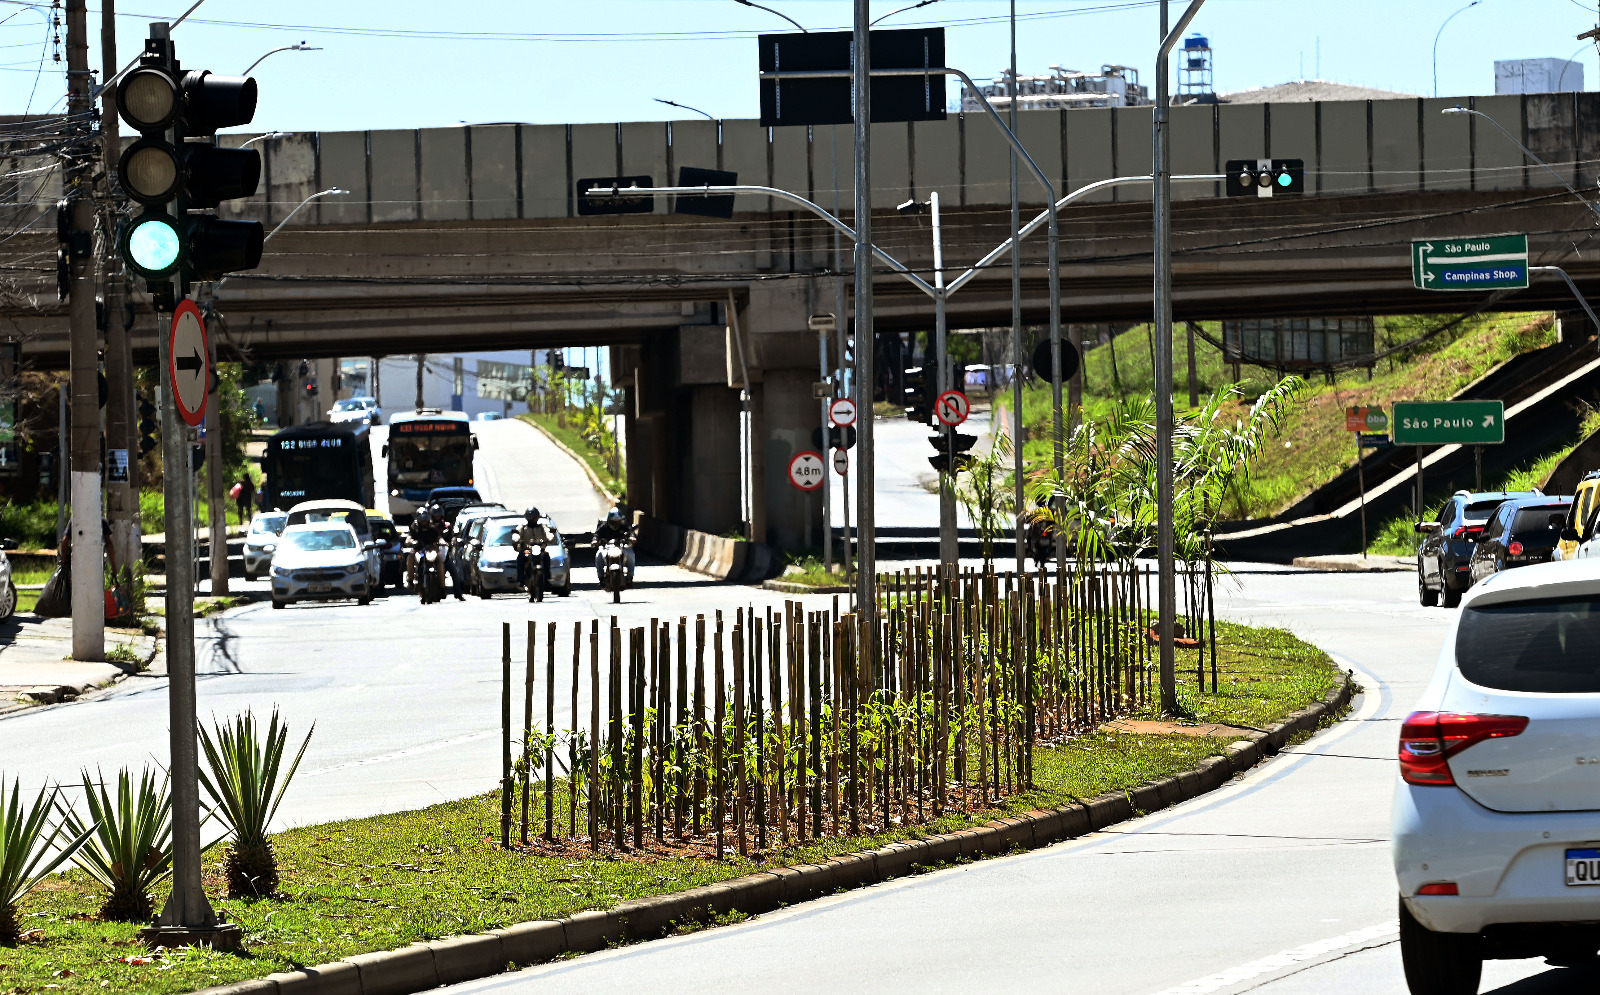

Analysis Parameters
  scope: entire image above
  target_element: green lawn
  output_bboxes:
[1,622,1337,994]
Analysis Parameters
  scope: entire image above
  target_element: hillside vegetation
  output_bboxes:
[1015,311,1558,520]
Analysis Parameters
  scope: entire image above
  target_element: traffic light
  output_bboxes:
[902,366,932,423]
[1224,158,1304,198]
[138,397,158,455]
[304,380,318,397]
[927,430,976,475]
[115,32,264,307]
[811,425,858,450]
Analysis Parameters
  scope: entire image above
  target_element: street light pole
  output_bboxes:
[853,0,876,642]
[1432,2,1479,98]
[241,41,320,76]
[1154,0,1208,716]
[1009,0,1025,580]
[1441,105,1600,223]
[652,98,716,121]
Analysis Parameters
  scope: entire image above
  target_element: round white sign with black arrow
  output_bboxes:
[168,299,210,427]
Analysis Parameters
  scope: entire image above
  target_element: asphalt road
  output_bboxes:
[435,567,1582,995]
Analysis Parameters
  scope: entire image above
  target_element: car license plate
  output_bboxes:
[1565,849,1600,886]
[306,583,332,594]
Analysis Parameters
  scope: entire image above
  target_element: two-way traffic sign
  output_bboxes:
[168,299,209,427]
[1412,234,1528,292]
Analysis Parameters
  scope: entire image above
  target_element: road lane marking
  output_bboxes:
[1150,922,1398,994]
[302,729,495,778]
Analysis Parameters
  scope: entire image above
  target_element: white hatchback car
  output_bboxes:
[1393,558,1600,994]
[269,523,373,609]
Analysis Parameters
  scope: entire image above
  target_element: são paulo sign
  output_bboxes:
[1411,234,1528,292]
[1393,400,1504,446]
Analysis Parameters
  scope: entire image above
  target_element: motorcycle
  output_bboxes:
[595,538,633,604]
[413,542,445,604]
[518,545,549,603]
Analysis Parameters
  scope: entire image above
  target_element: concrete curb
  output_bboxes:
[188,672,1355,995]
[760,579,852,595]
[517,415,619,505]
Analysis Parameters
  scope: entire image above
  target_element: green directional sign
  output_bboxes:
[1393,400,1505,446]
[1412,234,1528,291]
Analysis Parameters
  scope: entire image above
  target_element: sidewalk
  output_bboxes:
[1289,553,1412,572]
[0,615,158,713]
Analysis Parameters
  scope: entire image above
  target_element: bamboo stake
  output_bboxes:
[546,621,556,841]
[521,621,534,845]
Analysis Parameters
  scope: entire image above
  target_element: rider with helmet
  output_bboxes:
[512,507,553,602]
[406,506,451,595]
[593,505,636,584]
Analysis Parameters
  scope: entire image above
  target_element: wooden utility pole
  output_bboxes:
[65,0,103,660]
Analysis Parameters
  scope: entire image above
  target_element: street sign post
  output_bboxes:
[1412,234,1528,292]
[830,397,857,427]
[788,451,825,491]
[1393,400,1505,446]
[934,389,970,427]
[168,299,209,427]
[1346,406,1390,557]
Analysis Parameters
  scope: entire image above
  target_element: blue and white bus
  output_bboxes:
[383,409,477,523]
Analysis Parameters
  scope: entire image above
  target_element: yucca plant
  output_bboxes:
[198,709,313,898]
[60,767,173,921]
[0,778,94,944]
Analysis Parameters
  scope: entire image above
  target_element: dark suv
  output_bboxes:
[1467,494,1571,585]
[1416,490,1525,607]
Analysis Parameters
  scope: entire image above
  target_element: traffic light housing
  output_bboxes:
[115,33,264,307]
[928,430,976,475]
[902,366,932,423]
[811,425,858,450]
[1224,158,1304,197]
[138,397,158,455]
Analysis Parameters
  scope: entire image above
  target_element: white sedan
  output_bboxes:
[269,524,373,609]
[1393,557,1600,994]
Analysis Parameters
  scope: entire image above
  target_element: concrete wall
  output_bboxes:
[207,93,1594,227]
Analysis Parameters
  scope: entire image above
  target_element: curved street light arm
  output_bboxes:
[652,98,716,121]
[1443,106,1600,223]
[871,0,941,26]
[243,43,321,76]
[1530,266,1600,338]
[734,0,805,32]
[212,186,348,294]
[1432,2,1479,98]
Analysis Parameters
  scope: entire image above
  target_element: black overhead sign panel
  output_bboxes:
[758,28,947,127]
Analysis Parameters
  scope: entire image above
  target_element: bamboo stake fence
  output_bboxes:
[497,561,1217,855]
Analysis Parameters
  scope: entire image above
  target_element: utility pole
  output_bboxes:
[99,0,138,572]
[206,338,227,595]
[414,354,425,410]
[1009,0,1026,579]
[852,0,876,640]
[934,192,957,570]
[65,0,103,661]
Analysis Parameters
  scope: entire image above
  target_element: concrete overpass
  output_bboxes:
[8,90,1600,548]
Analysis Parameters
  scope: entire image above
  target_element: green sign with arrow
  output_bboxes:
[1412,234,1528,291]
[1393,400,1505,446]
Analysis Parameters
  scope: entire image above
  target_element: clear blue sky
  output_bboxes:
[6,1,1596,131]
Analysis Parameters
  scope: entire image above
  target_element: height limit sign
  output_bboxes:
[788,451,825,491]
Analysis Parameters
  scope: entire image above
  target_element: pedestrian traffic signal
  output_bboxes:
[138,397,158,455]
[902,366,932,423]
[1224,158,1304,197]
[114,31,264,305]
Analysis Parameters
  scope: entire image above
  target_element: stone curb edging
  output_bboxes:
[759,579,853,595]
[518,416,619,505]
[190,672,1354,995]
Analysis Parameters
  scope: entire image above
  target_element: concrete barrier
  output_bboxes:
[635,513,780,584]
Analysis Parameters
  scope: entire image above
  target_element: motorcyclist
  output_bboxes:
[593,506,636,585]
[406,506,451,597]
[512,507,552,602]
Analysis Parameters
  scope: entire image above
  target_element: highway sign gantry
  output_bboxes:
[168,299,209,427]
[1412,234,1528,292]
[934,390,970,427]
[788,451,825,491]
[1393,400,1505,446]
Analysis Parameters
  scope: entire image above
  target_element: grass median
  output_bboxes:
[1,622,1338,995]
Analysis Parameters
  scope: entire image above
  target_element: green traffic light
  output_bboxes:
[1277,171,1292,187]
[124,213,182,278]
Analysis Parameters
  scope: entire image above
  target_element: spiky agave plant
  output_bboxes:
[60,767,172,921]
[0,778,94,943]
[198,709,313,899]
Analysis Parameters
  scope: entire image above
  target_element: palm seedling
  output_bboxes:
[0,777,94,944]
[60,767,173,921]
[198,709,313,898]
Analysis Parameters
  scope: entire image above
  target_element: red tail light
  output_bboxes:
[1508,541,1524,556]
[1453,527,1466,538]
[1417,882,1459,896]
[1399,711,1529,786]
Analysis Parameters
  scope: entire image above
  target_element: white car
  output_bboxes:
[1393,557,1600,994]
[0,537,16,621]
[242,511,288,580]
[269,524,373,609]
[328,397,380,425]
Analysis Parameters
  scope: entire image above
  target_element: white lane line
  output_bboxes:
[1150,922,1398,995]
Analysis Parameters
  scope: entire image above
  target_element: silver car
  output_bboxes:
[243,511,288,580]
[468,515,571,598]
[270,524,373,609]
[0,537,16,621]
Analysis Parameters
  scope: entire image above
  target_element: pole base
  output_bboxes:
[137,923,244,951]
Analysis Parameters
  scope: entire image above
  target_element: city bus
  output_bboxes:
[384,409,477,523]
[264,421,376,511]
